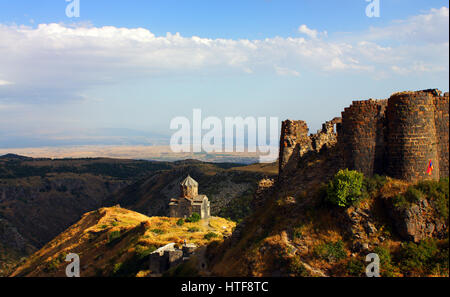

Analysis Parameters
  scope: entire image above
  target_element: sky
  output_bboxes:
[0,0,449,149]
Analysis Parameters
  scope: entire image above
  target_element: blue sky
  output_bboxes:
[0,0,448,149]
[1,0,447,38]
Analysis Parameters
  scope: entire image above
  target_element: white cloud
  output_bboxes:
[365,6,449,44]
[0,80,13,86]
[0,6,447,103]
[274,66,300,77]
[298,24,327,39]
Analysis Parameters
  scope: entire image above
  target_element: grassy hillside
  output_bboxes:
[0,155,276,276]
[11,206,235,277]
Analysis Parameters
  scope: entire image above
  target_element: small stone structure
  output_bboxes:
[149,243,198,275]
[169,175,211,219]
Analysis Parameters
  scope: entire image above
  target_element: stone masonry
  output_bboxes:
[279,89,449,182]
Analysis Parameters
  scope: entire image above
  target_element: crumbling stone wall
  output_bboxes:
[278,118,342,177]
[278,120,312,175]
[311,117,342,153]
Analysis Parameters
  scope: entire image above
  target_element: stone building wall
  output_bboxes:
[386,91,440,181]
[339,99,388,176]
[434,92,449,179]
[181,185,198,198]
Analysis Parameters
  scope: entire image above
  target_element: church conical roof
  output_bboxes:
[180,175,198,187]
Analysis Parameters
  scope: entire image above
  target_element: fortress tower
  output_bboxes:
[340,99,388,177]
[386,91,441,181]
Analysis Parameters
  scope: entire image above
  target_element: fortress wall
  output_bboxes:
[434,93,449,178]
[278,90,448,182]
[311,117,342,153]
[386,92,440,181]
[279,120,312,175]
[339,99,388,177]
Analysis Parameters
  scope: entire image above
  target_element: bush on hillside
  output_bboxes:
[314,240,347,263]
[396,239,448,276]
[185,213,201,223]
[392,178,448,221]
[326,169,364,207]
[204,232,219,240]
[416,178,449,220]
[363,174,388,196]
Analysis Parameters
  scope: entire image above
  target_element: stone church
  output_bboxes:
[169,175,211,219]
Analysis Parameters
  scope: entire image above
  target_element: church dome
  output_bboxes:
[180,175,198,187]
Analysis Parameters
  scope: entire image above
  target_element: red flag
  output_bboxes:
[426,160,434,176]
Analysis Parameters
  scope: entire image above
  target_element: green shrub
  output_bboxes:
[44,258,60,273]
[135,245,157,259]
[396,239,447,276]
[176,219,185,226]
[347,258,365,277]
[373,246,397,277]
[188,227,200,233]
[363,174,388,196]
[416,178,449,220]
[327,169,364,207]
[404,187,424,203]
[393,187,424,209]
[112,263,122,274]
[151,229,165,235]
[185,213,201,223]
[314,240,347,262]
[204,232,219,240]
[289,256,309,277]
[393,178,448,221]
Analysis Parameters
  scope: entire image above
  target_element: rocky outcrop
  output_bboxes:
[386,198,448,242]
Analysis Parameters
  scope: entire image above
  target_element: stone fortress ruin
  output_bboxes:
[169,175,211,219]
[279,89,449,181]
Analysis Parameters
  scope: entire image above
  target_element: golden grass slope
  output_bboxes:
[11,206,235,277]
